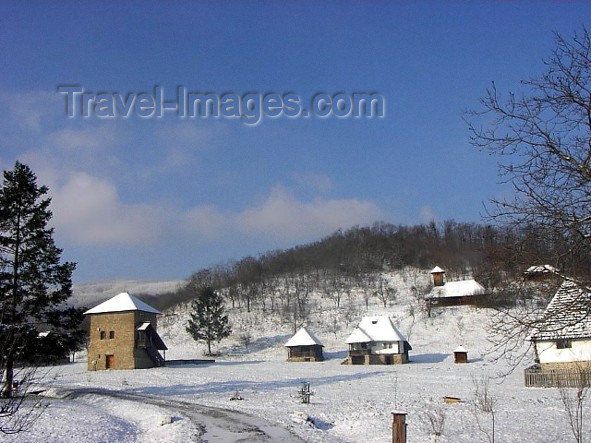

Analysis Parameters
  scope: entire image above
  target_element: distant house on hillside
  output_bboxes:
[84,292,168,370]
[285,327,324,362]
[523,264,559,281]
[425,266,488,314]
[343,316,411,365]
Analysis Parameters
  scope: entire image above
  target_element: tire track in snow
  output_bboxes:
[64,387,307,443]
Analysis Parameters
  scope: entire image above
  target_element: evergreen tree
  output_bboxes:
[185,286,231,355]
[0,162,84,403]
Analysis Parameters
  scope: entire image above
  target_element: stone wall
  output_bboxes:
[87,311,158,370]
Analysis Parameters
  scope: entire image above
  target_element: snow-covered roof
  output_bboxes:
[429,279,486,298]
[454,345,467,353]
[84,292,161,315]
[531,280,591,341]
[285,327,323,347]
[345,316,407,344]
[430,266,445,274]
[524,264,558,275]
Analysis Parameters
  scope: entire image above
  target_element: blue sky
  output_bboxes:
[0,2,588,283]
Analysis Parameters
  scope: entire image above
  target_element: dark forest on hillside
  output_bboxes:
[143,220,590,312]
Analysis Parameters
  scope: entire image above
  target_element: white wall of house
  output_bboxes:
[535,338,591,364]
[373,341,403,355]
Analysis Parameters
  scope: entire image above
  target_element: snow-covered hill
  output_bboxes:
[11,268,574,443]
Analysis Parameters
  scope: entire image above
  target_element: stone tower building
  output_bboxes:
[84,292,168,370]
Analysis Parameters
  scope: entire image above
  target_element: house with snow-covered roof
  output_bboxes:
[343,316,411,365]
[285,327,324,362]
[425,266,488,314]
[84,292,167,371]
[523,264,560,281]
[529,280,591,371]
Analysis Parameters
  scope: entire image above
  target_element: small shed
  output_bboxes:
[285,327,324,362]
[453,345,468,363]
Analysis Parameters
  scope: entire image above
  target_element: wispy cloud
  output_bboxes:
[49,172,167,246]
[184,185,382,244]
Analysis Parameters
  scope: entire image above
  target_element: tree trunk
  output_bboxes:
[2,352,14,398]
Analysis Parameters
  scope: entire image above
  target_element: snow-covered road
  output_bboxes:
[47,387,307,443]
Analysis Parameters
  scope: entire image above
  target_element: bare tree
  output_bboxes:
[373,275,397,308]
[466,26,591,367]
[419,399,446,438]
[467,27,591,255]
[558,364,590,443]
[0,327,45,434]
[472,375,496,443]
[281,275,311,334]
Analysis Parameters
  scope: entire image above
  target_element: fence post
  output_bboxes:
[392,411,407,443]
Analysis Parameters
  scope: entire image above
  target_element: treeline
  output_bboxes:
[145,220,590,312]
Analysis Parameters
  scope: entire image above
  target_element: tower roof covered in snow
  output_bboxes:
[84,292,161,315]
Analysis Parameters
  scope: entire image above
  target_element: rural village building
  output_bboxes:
[425,266,487,314]
[529,280,591,371]
[523,264,560,281]
[284,327,324,362]
[343,315,411,365]
[453,345,468,364]
[84,292,168,370]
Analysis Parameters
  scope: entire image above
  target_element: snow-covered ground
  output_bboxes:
[11,269,580,442]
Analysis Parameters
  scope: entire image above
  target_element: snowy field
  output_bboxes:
[9,271,583,442]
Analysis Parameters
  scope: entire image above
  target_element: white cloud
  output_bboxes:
[0,90,58,132]
[47,126,123,153]
[237,187,381,239]
[420,205,436,223]
[184,186,382,243]
[49,172,166,246]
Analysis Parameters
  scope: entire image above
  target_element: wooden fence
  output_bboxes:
[524,366,591,388]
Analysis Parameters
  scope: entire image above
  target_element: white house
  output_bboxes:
[530,280,591,370]
[344,315,411,365]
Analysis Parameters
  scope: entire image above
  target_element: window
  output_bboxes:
[556,339,572,349]
[384,343,393,349]
[100,331,106,340]
[109,331,115,339]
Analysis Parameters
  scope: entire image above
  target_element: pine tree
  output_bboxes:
[186,286,231,355]
[0,162,84,404]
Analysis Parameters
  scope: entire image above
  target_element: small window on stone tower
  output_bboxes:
[100,331,106,340]
[109,331,115,339]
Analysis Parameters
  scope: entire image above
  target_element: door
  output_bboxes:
[106,354,115,369]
